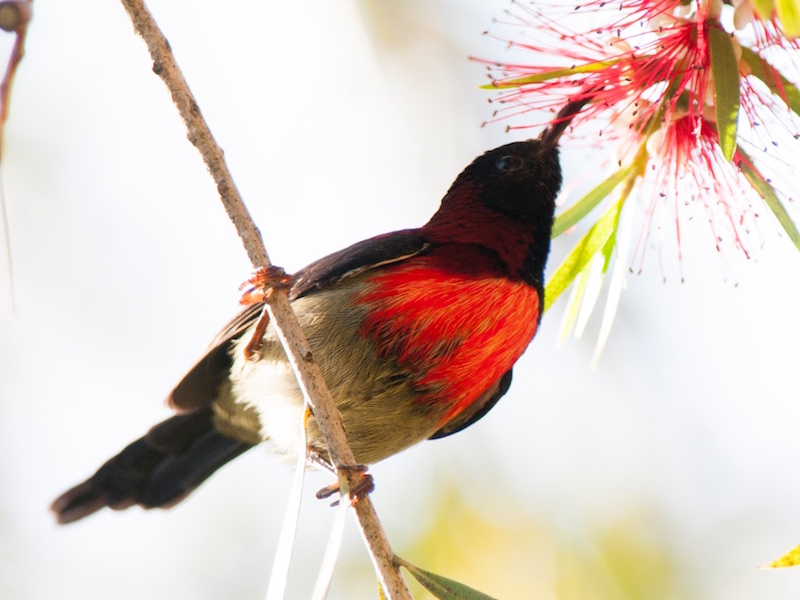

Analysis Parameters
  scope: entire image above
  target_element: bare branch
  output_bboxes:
[0,0,32,310]
[0,0,31,162]
[117,0,411,597]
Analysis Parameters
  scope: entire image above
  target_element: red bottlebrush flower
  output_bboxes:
[480,0,800,358]
[638,116,763,266]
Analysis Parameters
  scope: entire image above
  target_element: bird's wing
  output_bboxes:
[428,369,513,439]
[290,230,429,300]
[167,230,430,412]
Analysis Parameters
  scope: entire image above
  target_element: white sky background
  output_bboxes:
[1,0,800,598]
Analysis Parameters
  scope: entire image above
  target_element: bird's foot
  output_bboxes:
[238,266,292,360]
[238,265,292,305]
[316,464,375,506]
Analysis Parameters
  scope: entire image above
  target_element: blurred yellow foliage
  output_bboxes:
[398,484,695,600]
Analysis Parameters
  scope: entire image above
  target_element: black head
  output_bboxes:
[425,95,592,288]
[423,138,563,289]
[450,139,562,223]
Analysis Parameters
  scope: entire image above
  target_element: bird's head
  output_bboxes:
[446,139,562,224]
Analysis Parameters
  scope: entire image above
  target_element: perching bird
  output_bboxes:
[52,109,582,524]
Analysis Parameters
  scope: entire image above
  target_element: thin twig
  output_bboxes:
[0,0,32,310]
[0,0,31,163]
[118,1,411,597]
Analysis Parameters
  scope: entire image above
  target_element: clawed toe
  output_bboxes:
[316,464,374,505]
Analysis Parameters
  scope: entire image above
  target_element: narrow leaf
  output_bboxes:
[311,496,348,600]
[480,60,619,90]
[573,200,623,338]
[573,253,607,339]
[776,0,800,38]
[265,414,309,600]
[544,199,623,311]
[558,267,589,344]
[599,211,619,273]
[765,543,800,568]
[709,25,741,161]
[738,154,800,250]
[592,198,635,366]
[397,558,498,600]
[552,164,633,237]
[740,46,800,115]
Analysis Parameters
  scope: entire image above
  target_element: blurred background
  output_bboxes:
[1,1,800,598]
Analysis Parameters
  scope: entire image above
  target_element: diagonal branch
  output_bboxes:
[0,0,33,310]
[118,1,412,598]
[0,0,32,163]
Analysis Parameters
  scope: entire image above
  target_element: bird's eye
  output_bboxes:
[495,154,523,172]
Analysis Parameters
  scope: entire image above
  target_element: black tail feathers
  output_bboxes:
[51,407,254,524]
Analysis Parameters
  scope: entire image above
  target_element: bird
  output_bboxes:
[51,105,584,525]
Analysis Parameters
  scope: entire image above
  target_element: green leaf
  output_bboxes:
[599,216,618,272]
[708,25,741,161]
[552,164,634,238]
[740,46,800,115]
[765,542,800,568]
[574,254,608,335]
[480,60,619,90]
[738,152,800,251]
[776,0,800,37]
[569,204,622,334]
[751,0,776,21]
[544,199,624,311]
[397,557,498,600]
[558,266,590,344]
[591,198,635,365]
